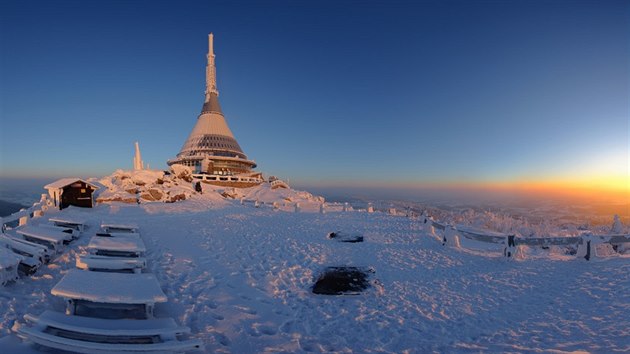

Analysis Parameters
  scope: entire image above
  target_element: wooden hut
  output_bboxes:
[45,178,99,210]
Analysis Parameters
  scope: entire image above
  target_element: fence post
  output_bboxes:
[294,203,301,213]
[319,203,325,214]
[240,197,244,205]
[443,225,461,248]
[367,203,374,213]
[503,235,516,258]
[19,216,29,226]
[426,219,436,237]
[576,233,594,261]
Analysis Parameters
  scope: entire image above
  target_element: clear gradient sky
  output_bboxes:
[1,0,628,199]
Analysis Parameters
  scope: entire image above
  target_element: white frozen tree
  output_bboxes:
[611,214,624,234]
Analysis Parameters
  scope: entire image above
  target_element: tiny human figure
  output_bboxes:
[195,181,203,194]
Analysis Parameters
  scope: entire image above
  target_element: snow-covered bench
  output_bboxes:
[16,225,73,251]
[101,222,140,234]
[0,246,23,285]
[87,237,146,258]
[52,270,167,318]
[49,217,88,232]
[0,236,43,275]
[0,233,50,265]
[18,310,203,353]
[38,224,81,240]
[76,254,147,273]
[95,232,142,239]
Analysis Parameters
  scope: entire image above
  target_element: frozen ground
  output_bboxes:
[1,193,628,353]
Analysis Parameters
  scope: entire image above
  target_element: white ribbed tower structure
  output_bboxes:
[168,34,261,187]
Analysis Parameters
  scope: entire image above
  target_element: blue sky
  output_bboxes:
[1,0,628,193]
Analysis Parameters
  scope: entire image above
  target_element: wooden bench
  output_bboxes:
[76,255,146,273]
[95,232,142,239]
[19,310,203,353]
[16,226,73,251]
[0,233,50,263]
[101,223,140,234]
[51,270,167,318]
[39,224,81,240]
[49,217,88,232]
[0,247,22,285]
[87,237,146,259]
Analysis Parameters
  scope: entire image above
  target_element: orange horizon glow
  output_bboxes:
[301,174,629,203]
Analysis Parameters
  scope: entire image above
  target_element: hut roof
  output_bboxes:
[44,178,99,190]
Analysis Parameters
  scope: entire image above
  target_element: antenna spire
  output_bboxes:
[205,33,218,100]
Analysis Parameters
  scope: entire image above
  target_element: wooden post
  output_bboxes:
[426,219,436,237]
[576,233,594,261]
[504,235,516,258]
[443,225,461,248]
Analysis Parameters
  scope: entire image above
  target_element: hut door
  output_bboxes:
[62,184,93,209]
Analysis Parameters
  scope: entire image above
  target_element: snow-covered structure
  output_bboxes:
[133,142,144,170]
[168,34,262,187]
[44,178,99,210]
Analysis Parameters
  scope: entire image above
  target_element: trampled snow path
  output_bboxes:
[1,198,628,353]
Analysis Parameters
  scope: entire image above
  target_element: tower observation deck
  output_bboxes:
[167,34,262,187]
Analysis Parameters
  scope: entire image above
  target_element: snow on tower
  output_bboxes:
[167,34,262,187]
[133,142,144,170]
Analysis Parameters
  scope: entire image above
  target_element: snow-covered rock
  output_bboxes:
[93,169,324,207]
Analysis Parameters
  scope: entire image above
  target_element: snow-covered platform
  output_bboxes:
[2,193,629,352]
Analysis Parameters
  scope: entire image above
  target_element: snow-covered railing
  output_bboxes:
[237,198,411,215]
[424,217,629,261]
[1,195,53,231]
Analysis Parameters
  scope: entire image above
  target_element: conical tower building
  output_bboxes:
[168,34,262,187]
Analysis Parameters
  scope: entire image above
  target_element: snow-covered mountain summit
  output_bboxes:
[94,168,323,207]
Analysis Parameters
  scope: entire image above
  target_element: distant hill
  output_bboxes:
[0,199,27,217]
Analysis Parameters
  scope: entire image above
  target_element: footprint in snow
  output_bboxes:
[248,323,278,337]
[234,305,257,315]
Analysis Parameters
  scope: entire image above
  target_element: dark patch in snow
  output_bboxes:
[312,267,373,295]
[327,232,364,243]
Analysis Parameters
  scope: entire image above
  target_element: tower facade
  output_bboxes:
[168,34,262,187]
